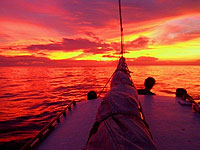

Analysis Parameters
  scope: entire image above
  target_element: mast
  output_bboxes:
[118,0,124,56]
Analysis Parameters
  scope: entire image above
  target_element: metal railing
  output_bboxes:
[21,100,76,150]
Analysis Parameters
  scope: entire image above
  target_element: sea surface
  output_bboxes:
[0,65,200,149]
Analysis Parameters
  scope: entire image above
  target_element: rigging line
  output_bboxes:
[118,0,124,56]
[98,72,114,98]
[98,0,124,97]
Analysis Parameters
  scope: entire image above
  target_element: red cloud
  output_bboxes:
[133,56,158,62]
[125,36,151,50]
[0,55,51,66]
[127,56,200,65]
[0,55,115,67]
[0,55,200,67]
[125,56,159,65]
[84,31,101,41]
[25,38,111,54]
[122,1,200,25]
[102,54,119,58]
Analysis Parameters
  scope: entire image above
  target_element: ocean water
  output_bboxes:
[0,65,200,149]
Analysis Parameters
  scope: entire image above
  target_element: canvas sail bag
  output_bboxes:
[86,58,156,150]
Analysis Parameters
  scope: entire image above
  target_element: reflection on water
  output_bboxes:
[0,65,200,149]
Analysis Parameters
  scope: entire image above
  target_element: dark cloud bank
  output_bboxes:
[0,55,200,67]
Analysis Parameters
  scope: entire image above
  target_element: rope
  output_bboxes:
[86,111,149,145]
[118,0,124,56]
[98,0,125,97]
[97,64,131,98]
[98,72,114,98]
[98,59,130,98]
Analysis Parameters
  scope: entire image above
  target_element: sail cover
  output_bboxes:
[86,57,156,150]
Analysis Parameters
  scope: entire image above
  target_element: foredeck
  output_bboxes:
[37,96,200,150]
[38,99,102,150]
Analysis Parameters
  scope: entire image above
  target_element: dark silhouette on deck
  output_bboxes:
[137,77,156,95]
[176,88,200,113]
[176,88,193,101]
[87,91,97,100]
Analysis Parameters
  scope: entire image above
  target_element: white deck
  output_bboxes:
[38,96,200,150]
[140,95,200,150]
[38,99,102,150]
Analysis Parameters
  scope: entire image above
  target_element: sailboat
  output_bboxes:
[21,0,200,149]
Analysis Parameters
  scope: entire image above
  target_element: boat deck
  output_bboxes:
[140,95,200,150]
[38,96,200,150]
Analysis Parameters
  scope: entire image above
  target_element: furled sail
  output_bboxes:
[86,57,156,149]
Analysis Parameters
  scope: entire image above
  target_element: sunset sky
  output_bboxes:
[0,0,200,66]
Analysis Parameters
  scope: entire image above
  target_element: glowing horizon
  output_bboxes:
[0,0,200,66]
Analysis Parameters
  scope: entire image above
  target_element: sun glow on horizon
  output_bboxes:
[76,53,118,61]
[47,51,83,60]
